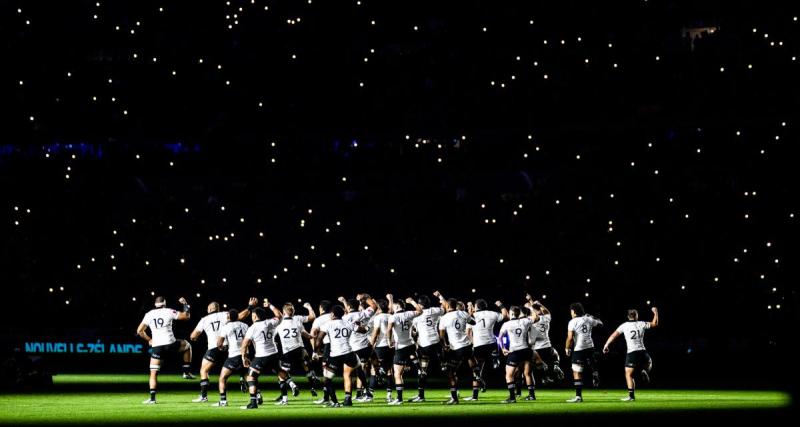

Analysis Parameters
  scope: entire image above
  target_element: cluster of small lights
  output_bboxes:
[7,4,792,315]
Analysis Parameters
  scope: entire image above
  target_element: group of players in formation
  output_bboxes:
[136,291,659,409]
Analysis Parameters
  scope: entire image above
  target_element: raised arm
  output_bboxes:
[602,330,620,354]
[386,294,395,314]
[264,298,282,320]
[177,297,191,320]
[533,300,550,316]
[238,297,258,320]
[650,307,659,328]
[406,297,423,315]
[495,300,509,320]
[433,290,446,308]
[303,302,316,322]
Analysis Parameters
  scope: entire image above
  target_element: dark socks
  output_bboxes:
[396,385,403,401]
[472,387,479,399]
[507,382,516,400]
[199,379,209,397]
[149,389,156,401]
[575,380,583,397]
[450,387,458,400]
[628,388,635,399]
[528,385,536,398]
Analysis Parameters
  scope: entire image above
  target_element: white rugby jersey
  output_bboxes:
[412,307,445,347]
[245,318,281,358]
[469,310,505,347]
[390,310,421,349]
[194,311,229,350]
[276,316,308,353]
[220,321,248,358]
[312,313,333,344]
[500,317,533,352]
[142,308,179,347]
[439,310,472,350]
[371,313,392,348]
[616,321,651,353]
[568,315,601,351]
[320,318,357,357]
[347,309,376,352]
[532,313,553,350]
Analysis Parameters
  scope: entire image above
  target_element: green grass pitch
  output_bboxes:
[0,374,790,425]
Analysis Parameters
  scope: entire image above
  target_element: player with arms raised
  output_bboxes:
[212,310,249,407]
[438,297,476,405]
[385,297,423,405]
[189,298,257,402]
[136,296,192,404]
[240,301,284,409]
[603,307,659,401]
[465,298,508,401]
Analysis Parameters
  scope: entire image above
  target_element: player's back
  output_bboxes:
[440,310,472,350]
[616,321,650,352]
[222,321,249,357]
[372,313,391,347]
[471,310,504,347]
[197,311,229,349]
[569,315,599,351]
[322,319,354,357]
[533,314,552,349]
[390,311,417,349]
[143,307,179,346]
[501,317,533,352]
[247,318,280,357]
[276,316,307,353]
[413,307,444,347]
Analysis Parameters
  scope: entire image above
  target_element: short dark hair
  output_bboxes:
[417,295,431,308]
[319,300,332,313]
[627,309,638,320]
[475,299,488,310]
[228,309,240,322]
[447,298,458,310]
[509,306,521,318]
[347,299,360,311]
[331,305,345,319]
[377,299,389,312]
[570,303,585,316]
[155,296,166,304]
[531,302,543,311]
[252,307,266,321]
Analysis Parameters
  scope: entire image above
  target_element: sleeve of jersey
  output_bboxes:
[616,324,624,334]
[642,321,651,329]
[299,315,309,323]
[438,317,448,331]
[141,312,151,326]
[170,309,179,319]
[194,318,205,332]
[567,319,575,332]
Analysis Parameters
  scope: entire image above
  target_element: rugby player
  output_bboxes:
[137,296,192,404]
[565,303,603,403]
[603,307,659,401]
